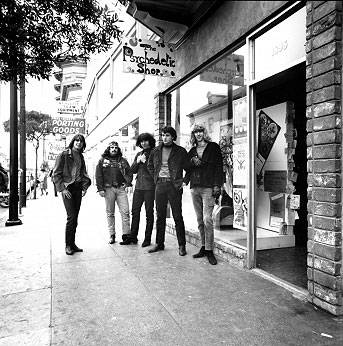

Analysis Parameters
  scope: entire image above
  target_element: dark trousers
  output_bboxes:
[130,189,154,241]
[62,182,82,246]
[155,181,186,247]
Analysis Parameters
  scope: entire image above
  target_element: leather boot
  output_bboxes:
[193,246,205,258]
[179,245,187,256]
[120,238,138,245]
[206,250,217,265]
[141,239,151,247]
[65,245,74,255]
[108,235,116,244]
[148,244,165,253]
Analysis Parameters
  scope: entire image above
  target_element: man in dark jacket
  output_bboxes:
[120,133,156,247]
[184,124,223,265]
[95,141,133,245]
[53,134,91,256]
[147,126,190,256]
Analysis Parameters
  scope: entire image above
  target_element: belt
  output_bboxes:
[157,177,171,182]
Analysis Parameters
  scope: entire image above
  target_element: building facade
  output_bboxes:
[124,0,343,315]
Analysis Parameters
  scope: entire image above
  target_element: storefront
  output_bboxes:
[126,1,343,315]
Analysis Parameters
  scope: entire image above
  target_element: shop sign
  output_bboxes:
[57,100,83,114]
[51,117,85,135]
[123,38,176,77]
[254,7,305,81]
[200,54,244,86]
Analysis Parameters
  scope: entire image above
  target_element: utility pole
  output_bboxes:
[19,76,26,208]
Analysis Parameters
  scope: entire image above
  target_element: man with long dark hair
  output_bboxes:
[147,126,190,256]
[120,133,156,247]
[96,141,133,245]
[53,134,91,256]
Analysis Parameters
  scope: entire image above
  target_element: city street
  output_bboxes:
[0,184,342,346]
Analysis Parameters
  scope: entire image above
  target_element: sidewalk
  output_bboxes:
[0,186,342,346]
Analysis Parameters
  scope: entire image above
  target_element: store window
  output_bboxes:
[170,44,247,246]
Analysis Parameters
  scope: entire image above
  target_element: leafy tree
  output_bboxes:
[0,0,127,82]
[4,111,53,199]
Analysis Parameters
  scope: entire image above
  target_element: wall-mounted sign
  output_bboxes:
[57,100,83,114]
[123,38,176,77]
[200,54,244,86]
[51,117,85,135]
[254,7,305,81]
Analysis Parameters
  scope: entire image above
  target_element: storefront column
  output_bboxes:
[306,1,343,315]
[154,93,171,143]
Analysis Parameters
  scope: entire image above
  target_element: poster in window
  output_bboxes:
[256,110,281,174]
[233,188,248,230]
[219,123,233,197]
[233,142,248,187]
[269,193,285,227]
[233,97,247,140]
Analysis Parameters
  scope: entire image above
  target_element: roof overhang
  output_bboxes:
[126,0,221,44]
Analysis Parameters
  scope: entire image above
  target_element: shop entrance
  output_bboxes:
[254,63,307,288]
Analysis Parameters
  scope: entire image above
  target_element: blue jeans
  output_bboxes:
[104,186,130,236]
[155,181,186,246]
[191,187,215,250]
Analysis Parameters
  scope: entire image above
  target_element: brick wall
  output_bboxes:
[306,0,343,315]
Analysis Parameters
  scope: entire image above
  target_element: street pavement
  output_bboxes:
[0,185,343,346]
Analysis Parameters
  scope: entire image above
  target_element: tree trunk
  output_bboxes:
[6,77,22,226]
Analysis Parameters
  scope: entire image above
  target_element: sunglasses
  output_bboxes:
[110,146,118,149]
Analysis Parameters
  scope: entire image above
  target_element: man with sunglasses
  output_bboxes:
[95,141,133,245]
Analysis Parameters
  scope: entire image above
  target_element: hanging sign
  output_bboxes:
[123,38,176,77]
[51,117,85,135]
[200,54,244,86]
[57,100,83,114]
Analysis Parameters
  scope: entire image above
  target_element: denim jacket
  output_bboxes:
[95,154,133,192]
[53,149,91,192]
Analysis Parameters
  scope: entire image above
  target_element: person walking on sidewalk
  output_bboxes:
[120,133,156,247]
[95,141,133,245]
[147,126,191,256]
[53,134,91,256]
[184,124,223,265]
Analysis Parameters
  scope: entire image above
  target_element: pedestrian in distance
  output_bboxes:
[120,133,156,247]
[49,169,58,197]
[95,141,133,245]
[39,168,48,196]
[53,134,91,256]
[0,162,8,193]
[147,126,191,256]
[184,124,223,265]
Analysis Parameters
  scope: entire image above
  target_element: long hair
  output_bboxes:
[68,134,86,152]
[136,132,156,149]
[103,141,122,157]
[190,124,211,147]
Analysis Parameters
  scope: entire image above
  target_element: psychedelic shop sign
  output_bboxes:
[123,38,176,77]
[51,117,85,135]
